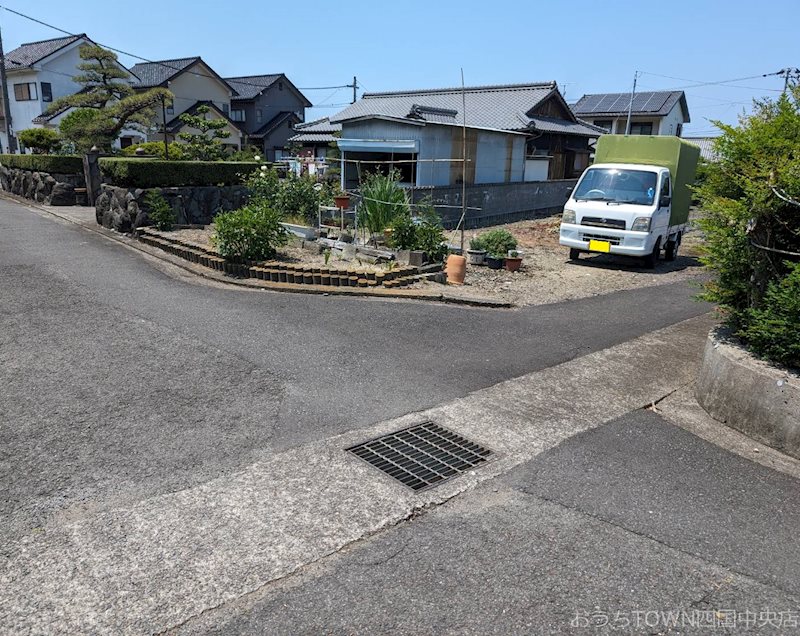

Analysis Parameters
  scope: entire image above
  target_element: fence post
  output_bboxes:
[82,147,102,207]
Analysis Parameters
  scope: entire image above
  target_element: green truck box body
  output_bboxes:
[594,135,700,226]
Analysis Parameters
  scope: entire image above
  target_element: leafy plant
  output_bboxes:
[228,146,263,162]
[323,248,332,265]
[738,261,800,367]
[357,170,409,235]
[388,212,417,250]
[142,189,175,231]
[477,228,517,258]
[414,202,448,263]
[276,175,320,224]
[696,87,800,367]
[469,236,486,251]
[121,141,186,160]
[17,128,61,154]
[212,203,289,261]
[245,165,280,205]
[178,105,231,161]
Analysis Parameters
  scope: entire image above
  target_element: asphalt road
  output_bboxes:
[179,411,800,635]
[0,198,711,541]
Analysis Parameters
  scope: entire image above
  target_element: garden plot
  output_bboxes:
[430,215,707,307]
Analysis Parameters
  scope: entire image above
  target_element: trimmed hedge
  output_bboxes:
[0,154,84,174]
[98,158,261,188]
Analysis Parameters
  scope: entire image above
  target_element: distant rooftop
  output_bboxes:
[130,57,202,88]
[573,91,690,122]
[288,117,341,144]
[331,82,604,136]
[682,136,720,162]
[4,33,90,71]
[226,74,282,100]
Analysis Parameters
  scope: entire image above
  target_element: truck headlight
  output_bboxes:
[562,208,576,224]
[631,217,651,231]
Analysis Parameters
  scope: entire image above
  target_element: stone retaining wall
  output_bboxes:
[696,328,800,459]
[95,184,249,233]
[0,164,85,206]
[408,179,577,228]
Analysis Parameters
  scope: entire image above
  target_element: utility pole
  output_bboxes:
[0,21,16,153]
[349,76,358,103]
[778,67,800,93]
[160,96,169,159]
[624,71,639,136]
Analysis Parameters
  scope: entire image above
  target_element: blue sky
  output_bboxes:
[2,0,796,135]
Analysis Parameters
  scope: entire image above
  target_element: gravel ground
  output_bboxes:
[435,214,707,307]
[169,215,707,306]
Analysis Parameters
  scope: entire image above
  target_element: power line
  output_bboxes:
[0,5,353,96]
[640,69,783,92]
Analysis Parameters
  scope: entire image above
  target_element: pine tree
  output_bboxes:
[48,44,171,151]
[177,105,231,161]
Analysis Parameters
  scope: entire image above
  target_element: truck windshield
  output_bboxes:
[573,168,658,206]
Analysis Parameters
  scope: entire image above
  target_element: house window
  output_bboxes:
[231,110,246,122]
[593,120,613,133]
[222,103,229,115]
[256,109,262,123]
[278,81,284,91]
[14,82,37,101]
[629,122,654,135]
[676,123,683,137]
[166,105,174,115]
[41,82,52,102]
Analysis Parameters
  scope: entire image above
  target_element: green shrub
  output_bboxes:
[738,262,800,368]
[389,212,417,250]
[17,128,61,154]
[387,202,448,262]
[98,158,259,187]
[228,146,263,162]
[245,165,281,205]
[697,89,800,367]
[142,190,175,231]
[357,170,409,235]
[469,236,486,251]
[0,153,83,173]
[477,228,517,258]
[276,175,320,224]
[212,203,288,261]
[121,141,187,160]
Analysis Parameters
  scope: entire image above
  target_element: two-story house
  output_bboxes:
[129,57,243,151]
[224,74,311,160]
[1,33,97,152]
[572,90,690,136]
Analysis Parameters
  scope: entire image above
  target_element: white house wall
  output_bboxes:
[657,102,686,136]
[165,63,232,119]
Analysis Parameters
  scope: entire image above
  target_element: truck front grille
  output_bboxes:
[581,233,622,245]
[581,217,627,230]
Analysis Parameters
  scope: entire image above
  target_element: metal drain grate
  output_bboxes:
[347,422,493,491]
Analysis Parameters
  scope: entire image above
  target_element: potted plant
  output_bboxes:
[505,250,523,272]
[334,193,350,210]
[466,237,487,265]
[477,229,517,270]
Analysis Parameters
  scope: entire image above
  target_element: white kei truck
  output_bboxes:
[559,135,700,268]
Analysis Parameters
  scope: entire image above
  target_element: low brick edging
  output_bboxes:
[696,328,800,459]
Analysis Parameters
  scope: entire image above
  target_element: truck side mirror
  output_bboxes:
[660,195,671,207]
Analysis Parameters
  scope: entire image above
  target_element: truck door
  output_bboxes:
[654,171,671,237]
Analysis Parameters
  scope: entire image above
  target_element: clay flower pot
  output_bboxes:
[505,256,522,272]
[445,254,467,285]
[334,194,350,210]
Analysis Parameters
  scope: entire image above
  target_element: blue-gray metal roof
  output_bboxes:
[130,57,202,87]
[331,82,563,132]
[4,34,89,71]
[226,74,282,99]
[288,117,341,144]
[573,91,689,122]
[682,136,719,162]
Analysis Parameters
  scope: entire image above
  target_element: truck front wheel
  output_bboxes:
[642,239,661,269]
[569,248,581,260]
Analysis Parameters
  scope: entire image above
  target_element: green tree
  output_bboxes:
[177,105,230,161]
[17,128,61,154]
[697,88,800,367]
[49,44,171,151]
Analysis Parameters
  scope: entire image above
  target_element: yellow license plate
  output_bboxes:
[589,239,611,253]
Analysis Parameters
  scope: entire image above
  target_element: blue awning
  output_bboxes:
[337,138,419,153]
